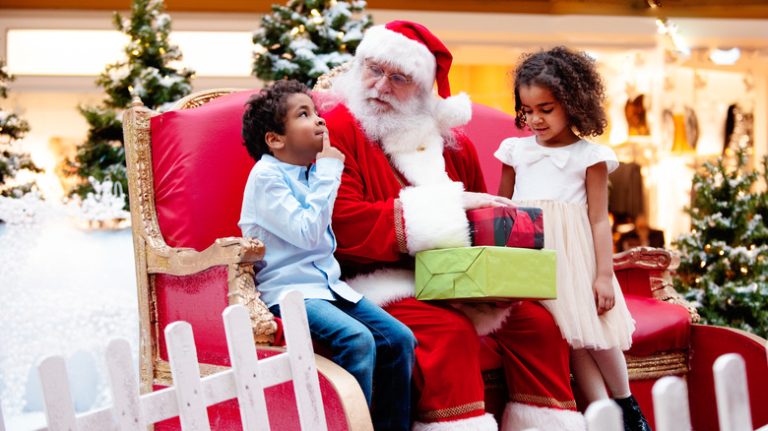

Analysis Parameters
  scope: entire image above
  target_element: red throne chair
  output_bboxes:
[122,89,371,431]
[123,87,768,430]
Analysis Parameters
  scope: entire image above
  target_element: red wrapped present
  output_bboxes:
[467,206,544,249]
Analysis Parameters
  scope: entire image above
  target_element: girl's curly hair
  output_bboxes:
[242,79,310,161]
[513,46,607,137]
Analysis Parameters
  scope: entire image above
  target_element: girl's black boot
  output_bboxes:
[614,395,652,431]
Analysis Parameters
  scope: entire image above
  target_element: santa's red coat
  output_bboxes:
[325,103,581,430]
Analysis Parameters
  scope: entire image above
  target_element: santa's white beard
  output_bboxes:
[333,65,454,186]
[334,63,438,146]
[348,87,430,145]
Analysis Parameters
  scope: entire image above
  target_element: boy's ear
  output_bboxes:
[265,131,285,150]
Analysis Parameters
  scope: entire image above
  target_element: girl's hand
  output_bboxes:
[317,132,345,162]
[593,277,615,315]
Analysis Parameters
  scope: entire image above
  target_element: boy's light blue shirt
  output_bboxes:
[238,154,362,308]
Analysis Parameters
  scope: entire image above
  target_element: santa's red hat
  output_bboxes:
[355,20,453,98]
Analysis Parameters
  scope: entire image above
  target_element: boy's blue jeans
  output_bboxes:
[271,295,416,431]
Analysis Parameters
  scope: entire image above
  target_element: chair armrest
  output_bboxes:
[146,236,264,276]
[613,246,679,272]
[613,247,700,323]
[147,237,277,350]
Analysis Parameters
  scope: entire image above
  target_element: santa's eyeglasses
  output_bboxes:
[364,62,413,88]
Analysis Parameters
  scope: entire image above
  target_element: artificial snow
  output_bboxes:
[0,198,138,430]
[107,64,131,84]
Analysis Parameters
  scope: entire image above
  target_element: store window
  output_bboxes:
[5,29,253,77]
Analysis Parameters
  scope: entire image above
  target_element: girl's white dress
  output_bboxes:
[495,135,635,350]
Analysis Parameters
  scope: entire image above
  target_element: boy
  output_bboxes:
[239,80,416,431]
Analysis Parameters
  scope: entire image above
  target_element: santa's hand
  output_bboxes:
[317,132,345,162]
[462,192,515,210]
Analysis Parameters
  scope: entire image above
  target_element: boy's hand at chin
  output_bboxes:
[317,132,345,162]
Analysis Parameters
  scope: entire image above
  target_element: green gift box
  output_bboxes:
[414,246,556,301]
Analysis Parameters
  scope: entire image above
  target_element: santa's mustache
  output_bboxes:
[364,89,397,106]
[363,88,427,118]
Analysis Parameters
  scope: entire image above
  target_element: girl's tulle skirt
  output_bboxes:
[517,200,635,350]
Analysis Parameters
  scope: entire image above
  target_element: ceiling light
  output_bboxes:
[709,48,741,65]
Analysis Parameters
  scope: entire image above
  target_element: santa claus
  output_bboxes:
[323,20,584,431]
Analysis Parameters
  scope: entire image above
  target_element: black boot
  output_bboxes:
[614,395,652,431]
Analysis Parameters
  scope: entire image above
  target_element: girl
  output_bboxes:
[495,46,651,431]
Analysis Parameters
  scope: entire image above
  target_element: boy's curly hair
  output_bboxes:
[513,46,607,137]
[242,80,310,161]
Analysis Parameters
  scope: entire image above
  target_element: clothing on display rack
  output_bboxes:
[625,95,650,136]
[723,103,754,155]
[684,106,699,150]
[609,161,644,222]
[617,214,665,252]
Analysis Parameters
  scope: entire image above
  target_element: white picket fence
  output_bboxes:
[1,296,766,431]
[2,290,327,431]
[580,349,768,431]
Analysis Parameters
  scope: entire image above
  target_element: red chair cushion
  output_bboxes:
[624,294,691,356]
[155,267,232,364]
[151,90,349,251]
[462,103,529,194]
[151,90,259,251]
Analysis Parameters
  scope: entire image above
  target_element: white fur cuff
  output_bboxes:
[413,413,497,431]
[451,303,514,336]
[345,268,415,307]
[399,181,470,255]
[501,402,586,431]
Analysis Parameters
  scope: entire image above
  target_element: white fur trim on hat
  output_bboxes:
[399,182,470,255]
[435,92,472,131]
[413,413,497,431]
[345,268,415,307]
[355,25,436,93]
[501,402,586,431]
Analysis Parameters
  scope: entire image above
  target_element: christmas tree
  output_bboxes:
[673,144,768,337]
[64,0,193,208]
[0,59,42,198]
[252,0,372,87]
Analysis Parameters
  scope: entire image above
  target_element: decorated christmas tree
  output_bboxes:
[63,0,193,208]
[252,0,372,87]
[0,59,42,198]
[673,144,768,337]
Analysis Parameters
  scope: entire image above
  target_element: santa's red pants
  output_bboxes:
[385,298,575,423]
